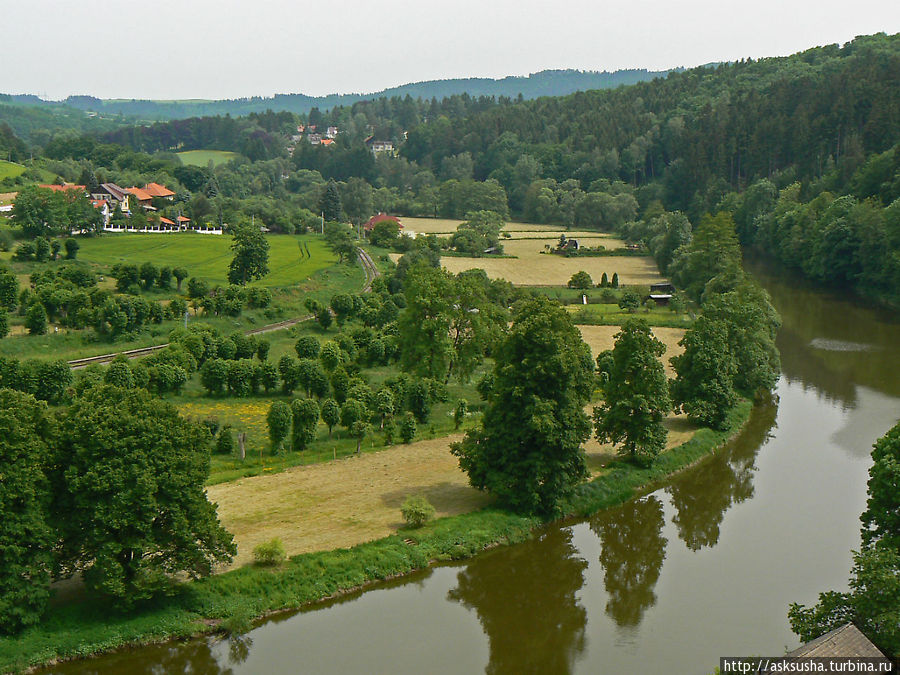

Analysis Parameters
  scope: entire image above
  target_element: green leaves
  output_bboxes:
[452,296,593,515]
[593,319,671,464]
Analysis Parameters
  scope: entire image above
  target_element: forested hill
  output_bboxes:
[4,69,669,122]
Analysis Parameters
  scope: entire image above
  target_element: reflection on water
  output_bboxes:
[591,496,666,628]
[666,394,776,551]
[36,262,900,675]
[447,527,587,675]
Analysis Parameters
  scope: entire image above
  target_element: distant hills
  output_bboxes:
[2,68,672,122]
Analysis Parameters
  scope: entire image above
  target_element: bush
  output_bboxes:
[401,495,436,528]
[567,270,593,289]
[252,538,287,566]
[400,412,417,443]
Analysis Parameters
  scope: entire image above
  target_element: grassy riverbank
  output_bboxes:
[1,400,752,674]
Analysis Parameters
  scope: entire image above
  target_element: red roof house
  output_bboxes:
[39,184,86,193]
[143,182,175,199]
[364,213,403,232]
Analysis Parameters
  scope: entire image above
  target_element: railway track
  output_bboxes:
[67,248,381,369]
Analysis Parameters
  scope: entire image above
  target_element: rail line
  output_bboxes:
[67,247,381,369]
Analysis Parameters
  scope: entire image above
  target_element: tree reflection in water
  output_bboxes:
[448,527,588,675]
[591,495,667,628]
[667,395,776,551]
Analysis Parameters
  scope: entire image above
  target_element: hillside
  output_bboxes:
[2,69,669,122]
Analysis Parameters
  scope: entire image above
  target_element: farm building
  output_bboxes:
[650,282,676,294]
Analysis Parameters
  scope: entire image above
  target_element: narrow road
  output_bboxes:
[68,246,380,369]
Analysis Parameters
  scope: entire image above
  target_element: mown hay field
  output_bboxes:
[207,435,490,567]
[0,161,25,182]
[578,324,686,376]
[396,252,663,286]
[77,233,335,287]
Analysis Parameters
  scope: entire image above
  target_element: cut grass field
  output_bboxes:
[391,250,664,286]
[567,302,694,328]
[0,160,25,181]
[400,216,565,235]
[577,324,686,375]
[177,150,240,167]
[76,233,334,287]
[208,434,491,568]
[501,236,626,256]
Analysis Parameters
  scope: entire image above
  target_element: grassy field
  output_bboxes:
[177,150,240,167]
[76,233,333,287]
[0,160,26,181]
[501,236,626,256]
[567,302,694,328]
[209,434,491,568]
[577,324,686,375]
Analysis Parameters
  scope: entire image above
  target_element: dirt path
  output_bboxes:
[207,435,490,568]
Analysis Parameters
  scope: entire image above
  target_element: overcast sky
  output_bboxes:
[3,0,898,100]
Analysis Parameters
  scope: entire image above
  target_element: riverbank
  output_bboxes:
[2,401,752,674]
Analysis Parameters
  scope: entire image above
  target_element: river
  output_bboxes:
[40,263,900,675]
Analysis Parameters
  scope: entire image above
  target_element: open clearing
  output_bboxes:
[390,251,663,286]
[177,150,240,167]
[208,435,490,568]
[77,233,335,287]
[0,160,25,181]
[0,191,18,206]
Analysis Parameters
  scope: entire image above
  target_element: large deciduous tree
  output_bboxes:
[52,386,236,606]
[0,390,54,634]
[227,224,270,285]
[451,296,593,514]
[593,319,671,464]
[670,316,738,430]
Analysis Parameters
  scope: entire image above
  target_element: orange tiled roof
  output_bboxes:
[126,187,153,201]
[320,138,334,146]
[158,217,175,225]
[91,199,108,208]
[143,182,175,198]
[176,216,190,222]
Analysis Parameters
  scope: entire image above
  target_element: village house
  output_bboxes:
[364,213,403,233]
[91,183,131,214]
[365,136,394,156]
[325,126,339,139]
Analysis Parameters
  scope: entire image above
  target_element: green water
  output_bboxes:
[40,264,900,674]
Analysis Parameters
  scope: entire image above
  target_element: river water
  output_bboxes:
[41,264,900,675]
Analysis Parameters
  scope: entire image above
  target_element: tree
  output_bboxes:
[0,390,54,634]
[200,358,229,395]
[670,316,738,429]
[227,225,269,285]
[295,335,321,360]
[157,266,172,289]
[374,388,394,429]
[267,401,292,454]
[617,290,641,313]
[340,398,367,433]
[593,319,671,464]
[860,422,900,550]
[350,420,370,454]
[319,180,343,222]
[0,309,7,339]
[0,266,17,310]
[173,267,189,291]
[34,237,51,262]
[25,302,47,336]
[400,412,417,444]
[50,240,61,260]
[291,398,320,452]
[669,211,742,302]
[329,293,355,326]
[701,282,781,397]
[53,386,236,606]
[611,273,619,288]
[139,262,158,290]
[341,177,373,229]
[454,398,468,430]
[320,398,340,437]
[567,271,593,289]
[451,296,594,514]
[63,237,79,260]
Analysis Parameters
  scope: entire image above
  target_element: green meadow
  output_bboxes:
[77,233,335,287]
[177,150,240,167]
[0,160,26,181]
